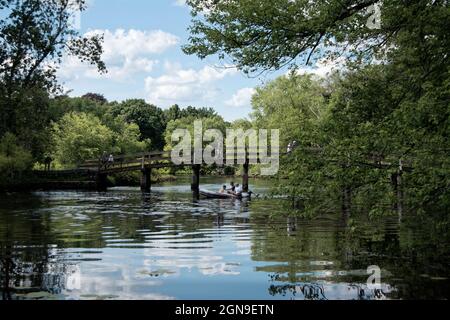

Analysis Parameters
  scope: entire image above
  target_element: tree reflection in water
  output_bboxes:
[268,281,328,300]
[0,186,449,300]
[250,199,449,300]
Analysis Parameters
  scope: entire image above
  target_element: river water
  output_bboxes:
[0,177,449,300]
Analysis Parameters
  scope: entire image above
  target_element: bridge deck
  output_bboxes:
[77,149,283,174]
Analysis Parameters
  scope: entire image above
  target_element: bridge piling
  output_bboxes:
[242,159,249,193]
[191,164,201,197]
[141,167,152,193]
[96,173,108,192]
[392,160,404,221]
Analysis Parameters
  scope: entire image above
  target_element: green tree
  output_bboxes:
[164,115,228,175]
[9,86,53,159]
[325,64,450,214]
[229,119,253,131]
[184,1,449,73]
[52,112,150,166]
[164,104,218,123]
[0,132,33,182]
[164,115,227,150]
[49,96,109,122]
[0,0,105,136]
[252,73,330,147]
[0,0,106,177]
[52,112,114,166]
[164,104,182,123]
[109,99,166,150]
[250,73,335,212]
[106,116,151,155]
[183,0,387,73]
[184,0,450,216]
[81,93,108,104]
[181,106,218,119]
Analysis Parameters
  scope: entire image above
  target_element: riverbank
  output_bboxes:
[0,170,272,193]
[0,172,179,193]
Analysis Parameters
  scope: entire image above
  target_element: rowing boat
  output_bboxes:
[199,189,251,199]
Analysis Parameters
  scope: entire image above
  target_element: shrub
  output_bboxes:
[0,133,33,182]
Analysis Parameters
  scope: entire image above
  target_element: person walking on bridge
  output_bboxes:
[107,153,114,168]
[101,151,108,169]
[44,155,53,172]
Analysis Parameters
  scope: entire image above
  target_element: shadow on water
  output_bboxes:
[0,178,449,300]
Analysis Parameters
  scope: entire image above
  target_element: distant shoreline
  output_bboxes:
[0,173,273,193]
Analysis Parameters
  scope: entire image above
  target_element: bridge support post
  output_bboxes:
[141,167,152,193]
[391,161,404,221]
[242,159,249,193]
[342,186,352,217]
[191,164,201,197]
[96,173,108,192]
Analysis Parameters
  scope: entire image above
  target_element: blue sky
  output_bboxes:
[59,0,337,121]
[57,0,284,121]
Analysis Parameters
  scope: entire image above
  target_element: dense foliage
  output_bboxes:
[0,0,105,140]
[46,97,223,167]
[51,112,149,166]
[185,0,450,216]
[108,100,166,150]
[0,0,105,177]
[0,132,33,183]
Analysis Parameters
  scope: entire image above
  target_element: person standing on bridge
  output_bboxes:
[101,151,108,168]
[107,153,114,168]
[44,155,53,172]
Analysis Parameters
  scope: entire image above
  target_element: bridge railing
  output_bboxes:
[78,151,173,172]
[78,147,414,174]
[78,148,285,171]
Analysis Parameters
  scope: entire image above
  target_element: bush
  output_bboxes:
[223,166,236,176]
[0,133,33,182]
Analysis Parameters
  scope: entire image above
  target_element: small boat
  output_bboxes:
[199,189,251,200]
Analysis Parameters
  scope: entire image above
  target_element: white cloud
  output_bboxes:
[94,57,158,80]
[173,0,185,6]
[296,56,347,78]
[86,29,179,61]
[225,87,256,108]
[59,56,159,82]
[58,29,178,81]
[145,62,238,106]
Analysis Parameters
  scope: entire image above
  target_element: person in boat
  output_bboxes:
[227,182,236,194]
[219,185,227,194]
[235,184,243,196]
[287,142,293,154]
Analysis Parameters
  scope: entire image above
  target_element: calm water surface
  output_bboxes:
[0,178,449,300]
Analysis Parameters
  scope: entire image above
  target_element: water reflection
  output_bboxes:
[0,178,449,300]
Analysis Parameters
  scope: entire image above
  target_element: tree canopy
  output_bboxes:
[164,104,218,123]
[0,0,105,162]
[0,0,105,93]
[183,0,450,216]
[108,99,167,150]
[51,112,149,166]
[184,0,450,74]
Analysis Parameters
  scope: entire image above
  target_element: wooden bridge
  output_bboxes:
[37,147,411,206]
[77,150,263,194]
